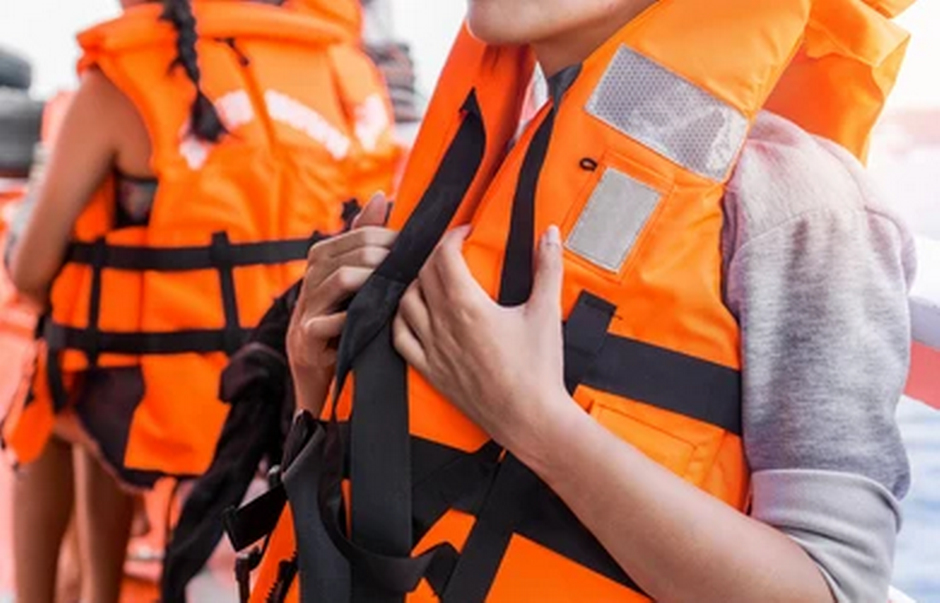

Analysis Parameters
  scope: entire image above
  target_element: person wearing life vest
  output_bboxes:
[1,0,397,601]
[233,0,915,601]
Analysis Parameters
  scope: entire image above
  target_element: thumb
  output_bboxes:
[528,225,564,318]
[353,192,390,229]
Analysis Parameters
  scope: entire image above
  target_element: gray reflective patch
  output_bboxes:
[586,46,749,181]
[566,168,662,273]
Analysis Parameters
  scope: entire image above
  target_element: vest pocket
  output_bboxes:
[561,150,674,285]
[588,395,695,478]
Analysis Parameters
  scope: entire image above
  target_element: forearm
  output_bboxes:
[513,393,834,603]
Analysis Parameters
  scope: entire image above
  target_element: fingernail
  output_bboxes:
[545,225,561,246]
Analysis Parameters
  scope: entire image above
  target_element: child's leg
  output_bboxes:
[13,437,75,603]
[57,518,83,603]
[73,447,134,603]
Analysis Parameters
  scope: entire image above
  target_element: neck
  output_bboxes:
[532,3,651,77]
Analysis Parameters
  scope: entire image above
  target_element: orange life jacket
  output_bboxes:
[0,1,398,477]
[236,1,912,601]
[0,92,72,461]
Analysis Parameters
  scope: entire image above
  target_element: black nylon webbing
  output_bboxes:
[211,232,244,356]
[497,110,556,307]
[43,323,250,356]
[86,238,107,365]
[65,235,322,272]
[305,91,487,603]
[350,326,411,603]
[439,88,560,603]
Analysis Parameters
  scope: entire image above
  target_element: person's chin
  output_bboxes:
[466,4,525,45]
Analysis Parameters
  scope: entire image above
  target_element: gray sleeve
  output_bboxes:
[723,114,915,602]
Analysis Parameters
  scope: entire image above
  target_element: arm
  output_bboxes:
[394,228,833,602]
[523,396,833,602]
[9,69,121,305]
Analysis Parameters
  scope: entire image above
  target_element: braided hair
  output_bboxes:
[161,0,227,142]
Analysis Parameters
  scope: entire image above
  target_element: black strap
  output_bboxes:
[331,91,485,396]
[440,89,562,603]
[408,434,643,595]
[564,293,617,392]
[266,553,299,603]
[497,108,556,306]
[85,238,107,365]
[303,90,487,603]
[235,547,263,603]
[223,484,287,553]
[583,329,742,435]
[411,441,501,541]
[211,232,244,356]
[46,348,70,413]
[65,234,323,272]
[350,325,411,603]
[282,423,351,603]
[43,322,250,356]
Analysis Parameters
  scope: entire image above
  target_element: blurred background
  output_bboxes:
[1,1,939,601]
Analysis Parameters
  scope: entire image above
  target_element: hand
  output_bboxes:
[393,225,569,454]
[288,193,396,414]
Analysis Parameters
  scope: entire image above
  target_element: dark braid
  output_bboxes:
[161,0,226,143]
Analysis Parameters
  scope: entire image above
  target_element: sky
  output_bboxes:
[1,1,938,109]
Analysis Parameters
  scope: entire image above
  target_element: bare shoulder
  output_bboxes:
[71,67,152,175]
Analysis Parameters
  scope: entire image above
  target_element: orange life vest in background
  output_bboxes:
[1,1,398,478]
[286,0,403,200]
[236,1,912,601]
[0,92,72,456]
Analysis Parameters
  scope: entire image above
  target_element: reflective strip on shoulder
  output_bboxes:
[566,167,662,273]
[586,46,749,181]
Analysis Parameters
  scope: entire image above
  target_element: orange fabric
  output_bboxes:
[252,0,913,599]
[2,2,398,475]
[0,96,71,463]
[766,0,911,161]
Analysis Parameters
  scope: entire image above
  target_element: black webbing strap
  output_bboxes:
[86,238,107,365]
[303,90,486,603]
[43,323,251,356]
[437,73,565,603]
[65,234,322,272]
[564,293,617,393]
[408,434,644,595]
[350,325,411,603]
[282,423,351,603]
[211,232,244,356]
[235,547,263,603]
[583,330,742,435]
[411,441,502,542]
[223,483,287,553]
[497,110,556,306]
[46,347,70,413]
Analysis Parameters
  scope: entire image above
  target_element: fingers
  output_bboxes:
[288,312,347,368]
[422,226,489,308]
[306,266,374,315]
[353,192,390,229]
[392,312,428,373]
[307,226,397,263]
[331,244,390,273]
[398,282,431,340]
[527,225,564,318]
